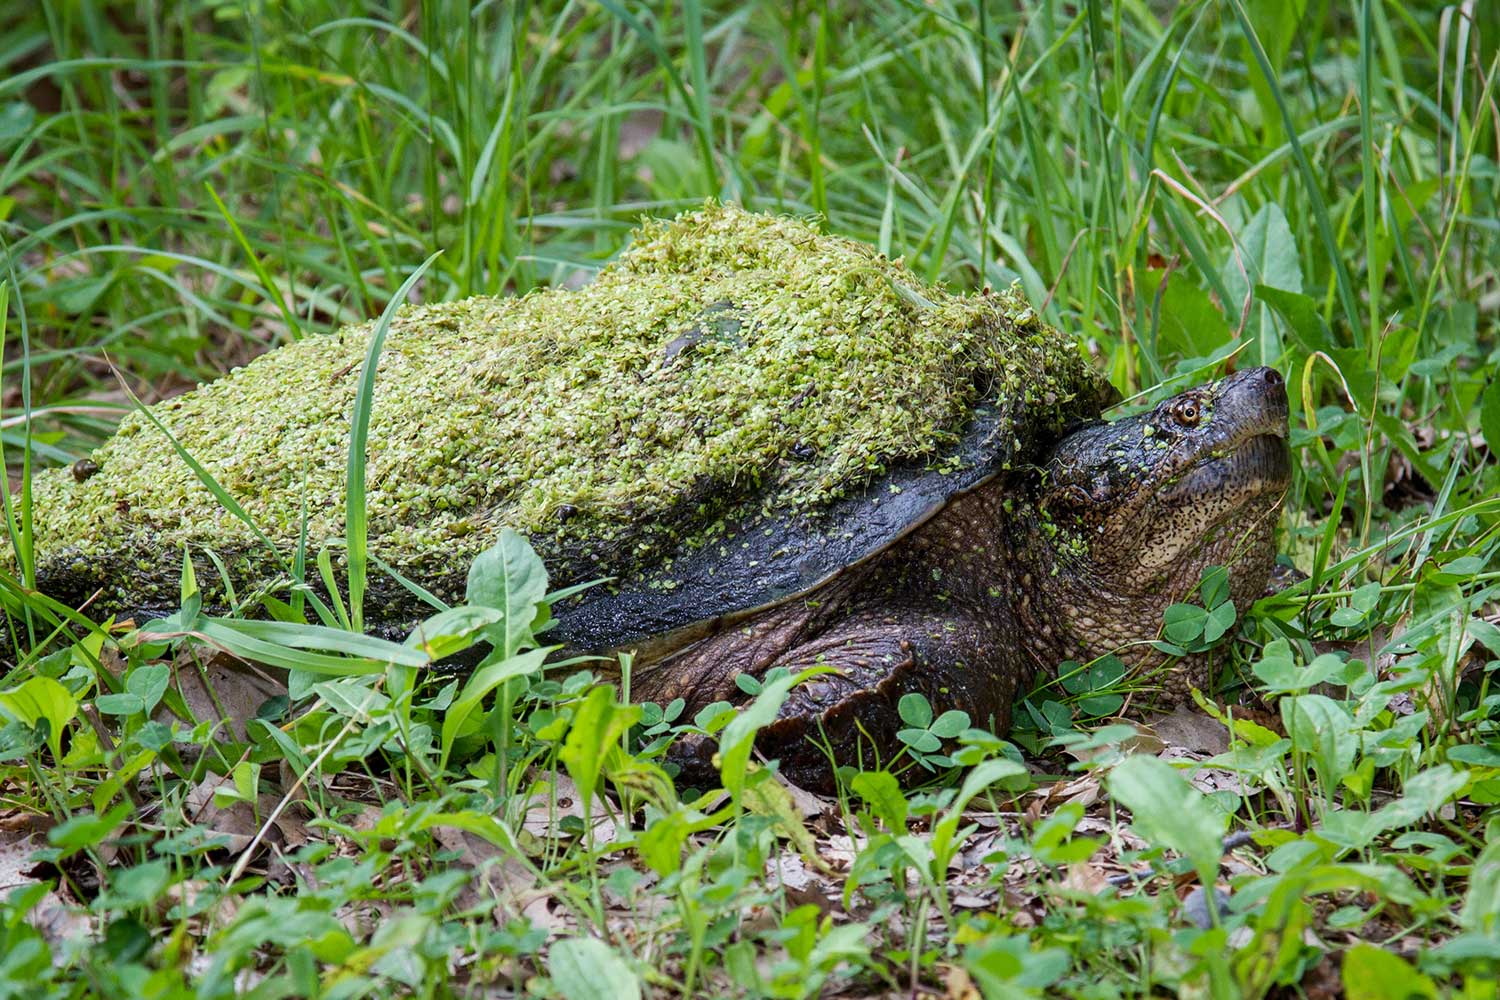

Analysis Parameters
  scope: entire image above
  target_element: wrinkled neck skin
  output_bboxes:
[1004,366,1292,696]
[1007,502,1279,670]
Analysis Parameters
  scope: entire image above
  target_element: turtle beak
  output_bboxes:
[1214,366,1289,443]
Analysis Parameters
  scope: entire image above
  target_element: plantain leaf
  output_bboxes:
[466,528,549,658]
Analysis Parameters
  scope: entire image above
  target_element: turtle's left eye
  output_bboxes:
[1172,398,1202,428]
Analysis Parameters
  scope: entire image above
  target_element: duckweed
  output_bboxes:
[25,203,1108,612]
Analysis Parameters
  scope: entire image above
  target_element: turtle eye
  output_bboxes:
[1172,398,1202,428]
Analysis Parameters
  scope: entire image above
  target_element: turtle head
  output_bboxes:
[1033,367,1291,656]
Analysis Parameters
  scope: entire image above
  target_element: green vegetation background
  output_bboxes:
[2,1,1500,997]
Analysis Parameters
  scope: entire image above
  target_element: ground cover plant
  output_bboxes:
[2,0,1499,996]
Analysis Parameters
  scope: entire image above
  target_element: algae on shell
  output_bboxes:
[22,203,1110,620]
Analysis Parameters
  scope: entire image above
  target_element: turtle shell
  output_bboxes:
[22,204,1115,646]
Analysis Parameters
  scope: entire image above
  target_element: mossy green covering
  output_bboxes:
[26,203,1109,617]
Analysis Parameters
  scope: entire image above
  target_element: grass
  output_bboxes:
[2,0,1500,996]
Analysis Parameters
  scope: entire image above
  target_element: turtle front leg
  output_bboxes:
[666,603,1030,792]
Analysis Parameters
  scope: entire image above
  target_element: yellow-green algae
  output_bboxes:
[25,203,1109,617]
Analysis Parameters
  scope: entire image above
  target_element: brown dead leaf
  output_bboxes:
[0,805,48,836]
[1183,763,1251,797]
[431,825,540,918]
[997,882,1043,928]
[1,830,91,946]
[182,775,286,854]
[1033,773,1102,811]
[519,774,621,847]
[348,804,386,836]
[768,853,839,913]
[773,770,834,822]
[162,878,240,929]
[1060,861,1111,894]
[1065,720,1167,763]
[951,829,1005,872]
[1075,814,1149,854]
[1,828,42,896]
[336,898,396,940]
[950,890,997,910]
[1143,705,1229,755]
[161,650,285,744]
[944,964,981,1000]
[521,891,571,937]
[817,834,865,871]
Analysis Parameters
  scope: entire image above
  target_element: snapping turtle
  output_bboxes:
[12,204,1290,788]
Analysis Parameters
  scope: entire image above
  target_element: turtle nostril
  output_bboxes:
[1263,368,1283,388]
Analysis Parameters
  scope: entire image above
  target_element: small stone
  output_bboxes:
[1183,886,1231,929]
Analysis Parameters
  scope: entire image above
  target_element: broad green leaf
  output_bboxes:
[1202,601,1237,644]
[965,936,1071,993]
[1284,695,1358,793]
[1252,641,1346,694]
[1223,203,1302,365]
[1448,744,1500,767]
[1330,606,1366,628]
[893,832,936,878]
[1163,604,1207,645]
[466,528,549,657]
[404,605,505,660]
[949,757,1030,815]
[1341,943,1437,999]
[897,692,932,728]
[1470,618,1500,658]
[440,646,550,768]
[851,770,908,830]
[1138,269,1230,358]
[1352,583,1384,616]
[1375,765,1470,833]
[214,761,261,808]
[549,936,640,1000]
[929,710,969,739]
[0,675,78,760]
[1460,838,1500,934]
[1107,754,1227,887]
[1199,566,1231,608]
[92,749,155,814]
[559,685,640,807]
[1284,863,1422,911]
[1256,285,1334,353]
[125,663,170,715]
[311,679,391,721]
[94,693,146,717]
[809,919,876,966]
[0,101,36,142]
[413,811,524,853]
[47,803,133,856]
[638,808,693,877]
[897,729,941,753]
[1481,379,1500,460]
[718,667,829,794]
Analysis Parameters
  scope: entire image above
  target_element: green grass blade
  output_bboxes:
[113,371,283,568]
[205,183,303,342]
[1228,0,1362,345]
[597,0,717,193]
[344,252,442,634]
